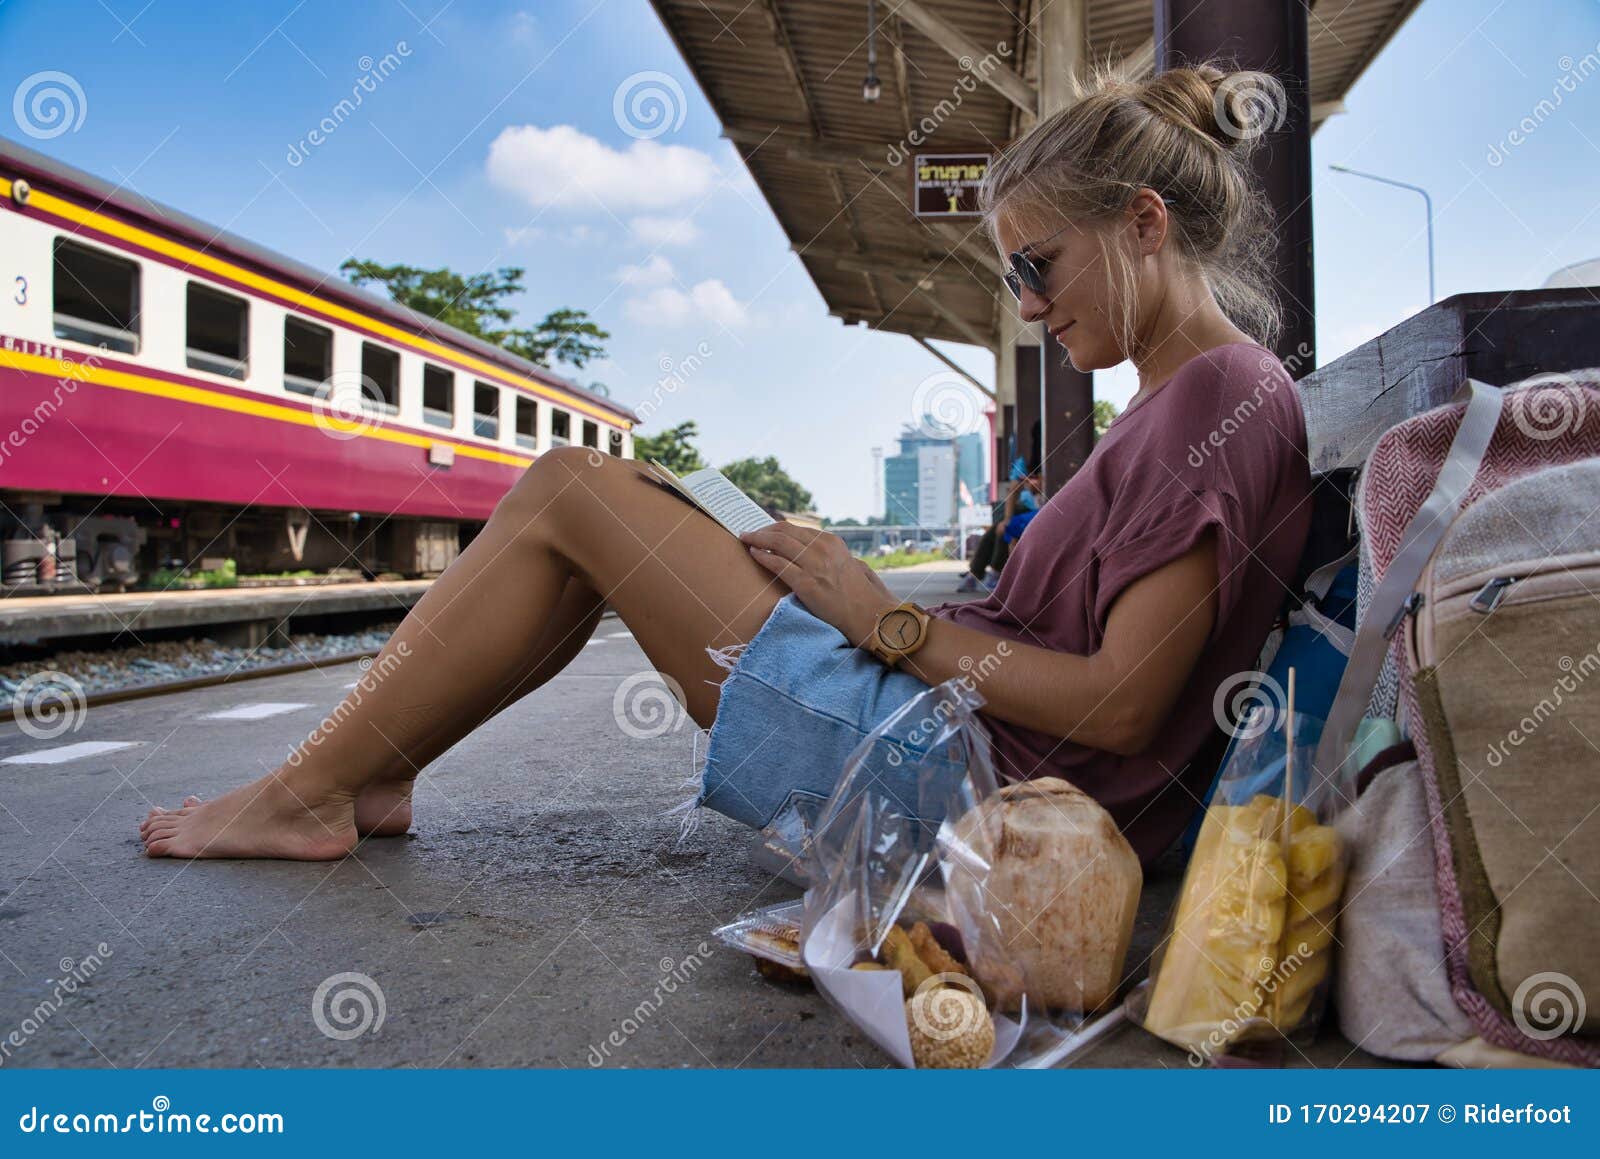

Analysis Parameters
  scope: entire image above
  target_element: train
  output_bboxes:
[0,138,635,592]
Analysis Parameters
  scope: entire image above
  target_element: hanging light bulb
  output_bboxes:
[863,0,882,101]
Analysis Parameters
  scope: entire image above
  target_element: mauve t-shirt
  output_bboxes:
[929,342,1311,865]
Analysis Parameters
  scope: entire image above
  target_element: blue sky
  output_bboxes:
[3,0,1599,518]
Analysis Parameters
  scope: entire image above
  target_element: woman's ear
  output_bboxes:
[1127,189,1169,256]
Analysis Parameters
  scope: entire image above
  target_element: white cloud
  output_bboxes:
[630,214,700,246]
[624,278,749,328]
[615,254,676,287]
[504,222,604,247]
[486,124,718,212]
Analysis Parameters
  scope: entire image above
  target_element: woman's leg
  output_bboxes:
[349,574,608,836]
[141,448,786,860]
[968,524,999,580]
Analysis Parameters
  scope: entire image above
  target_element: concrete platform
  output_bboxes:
[0,580,432,646]
[0,568,1396,1069]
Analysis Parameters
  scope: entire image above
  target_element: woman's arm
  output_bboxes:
[742,524,1219,757]
[900,533,1217,754]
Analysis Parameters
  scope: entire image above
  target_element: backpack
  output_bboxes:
[1315,371,1600,1067]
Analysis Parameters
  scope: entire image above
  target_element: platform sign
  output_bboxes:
[913,153,990,218]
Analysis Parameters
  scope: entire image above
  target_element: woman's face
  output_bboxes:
[995,196,1164,371]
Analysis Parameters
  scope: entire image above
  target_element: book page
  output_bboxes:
[679,469,776,536]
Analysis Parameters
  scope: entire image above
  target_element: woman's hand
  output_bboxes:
[741,523,896,645]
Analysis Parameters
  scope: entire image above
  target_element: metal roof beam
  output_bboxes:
[885,0,1037,117]
[722,126,895,171]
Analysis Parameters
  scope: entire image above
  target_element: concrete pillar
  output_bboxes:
[1154,0,1315,371]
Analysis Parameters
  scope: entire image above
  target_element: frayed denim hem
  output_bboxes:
[662,640,752,845]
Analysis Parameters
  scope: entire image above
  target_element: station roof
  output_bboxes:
[649,0,1422,351]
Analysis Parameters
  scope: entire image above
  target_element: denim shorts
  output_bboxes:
[697,594,965,832]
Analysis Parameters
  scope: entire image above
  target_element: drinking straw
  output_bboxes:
[1273,667,1297,1029]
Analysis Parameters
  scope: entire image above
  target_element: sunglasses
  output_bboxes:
[1001,196,1178,301]
[1002,222,1071,301]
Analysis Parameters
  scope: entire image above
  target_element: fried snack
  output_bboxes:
[1142,793,1345,1052]
[880,925,935,997]
[851,961,889,972]
[753,957,810,986]
[905,986,994,1068]
[908,921,968,979]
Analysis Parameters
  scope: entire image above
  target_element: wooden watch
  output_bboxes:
[863,601,931,669]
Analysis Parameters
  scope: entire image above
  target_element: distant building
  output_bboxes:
[883,424,988,525]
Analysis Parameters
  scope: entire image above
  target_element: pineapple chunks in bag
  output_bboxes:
[1132,706,1346,1059]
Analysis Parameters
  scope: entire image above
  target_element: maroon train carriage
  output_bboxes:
[0,138,635,592]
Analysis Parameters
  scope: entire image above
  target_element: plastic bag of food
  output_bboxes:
[797,678,1142,1068]
[1129,687,1346,1063]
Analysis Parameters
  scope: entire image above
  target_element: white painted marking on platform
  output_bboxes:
[201,702,312,721]
[607,629,633,639]
[344,682,360,689]
[3,741,141,765]
[584,638,607,646]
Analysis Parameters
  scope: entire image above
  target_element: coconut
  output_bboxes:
[957,777,1142,1011]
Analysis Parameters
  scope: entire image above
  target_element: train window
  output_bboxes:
[582,420,599,449]
[550,409,570,446]
[514,396,537,450]
[284,316,332,397]
[361,343,400,413]
[423,364,454,429]
[473,381,499,439]
[185,283,249,380]
[52,238,141,354]
[609,429,624,456]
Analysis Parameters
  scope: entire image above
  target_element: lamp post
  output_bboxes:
[1329,164,1436,304]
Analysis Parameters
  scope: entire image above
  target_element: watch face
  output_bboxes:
[878,609,923,650]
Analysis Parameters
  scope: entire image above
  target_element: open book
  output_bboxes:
[644,461,776,537]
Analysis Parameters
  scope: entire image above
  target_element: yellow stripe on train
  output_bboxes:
[0,347,537,469]
[0,173,628,430]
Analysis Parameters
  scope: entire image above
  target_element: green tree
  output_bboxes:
[720,456,814,514]
[1093,398,1120,438]
[340,259,609,369]
[631,420,707,475]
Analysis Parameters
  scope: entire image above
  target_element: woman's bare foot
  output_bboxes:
[352,779,414,837]
[140,771,358,860]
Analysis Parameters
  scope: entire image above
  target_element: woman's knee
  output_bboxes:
[494,445,635,538]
